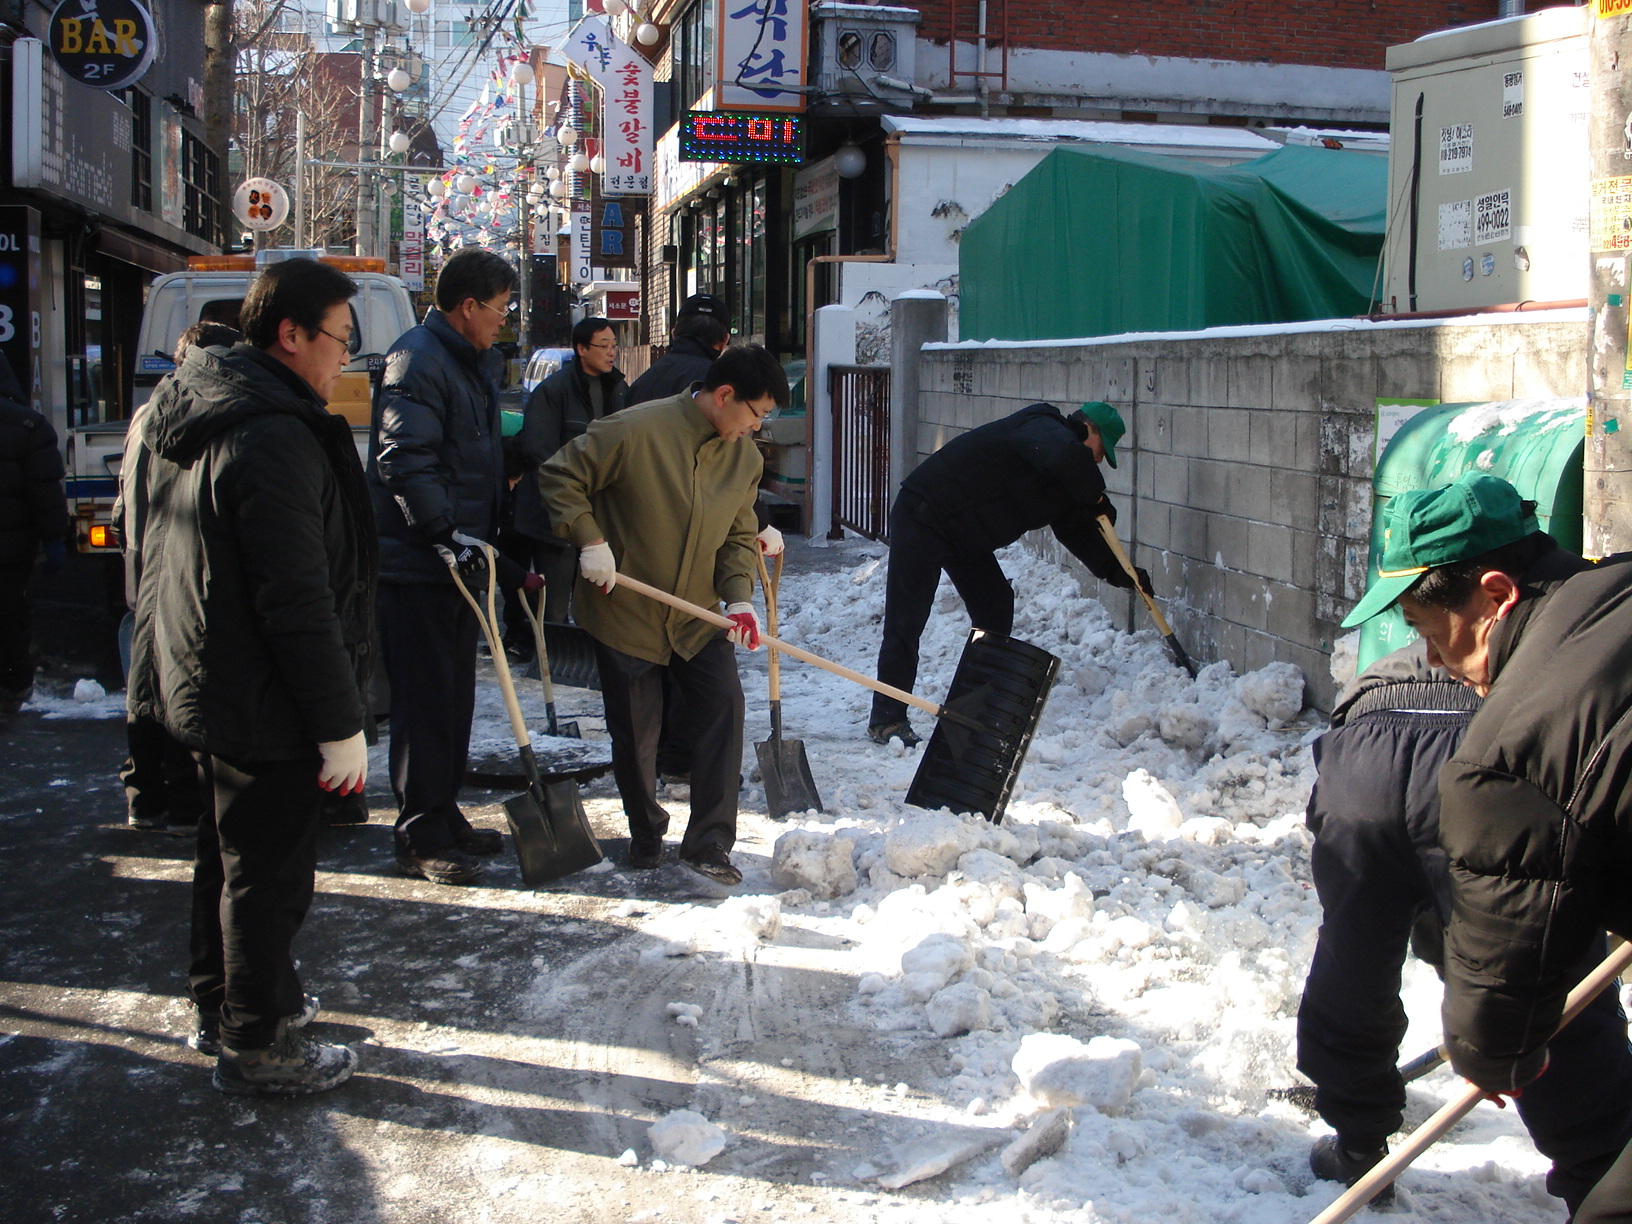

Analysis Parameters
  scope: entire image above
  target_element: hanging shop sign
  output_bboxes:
[560,15,653,197]
[400,196,424,290]
[680,110,804,165]
[48,0,157,91]
[603,289,641,320]
[232,178,290,232]
[715,0,807,112]
[589,185,644,268]
[571,200,595,284]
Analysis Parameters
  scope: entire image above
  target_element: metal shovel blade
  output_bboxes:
[502,770,604,887]
[757,708,824,820]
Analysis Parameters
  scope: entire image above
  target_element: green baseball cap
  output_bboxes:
[1074,401,1125,468]
[1339,473,1536,628]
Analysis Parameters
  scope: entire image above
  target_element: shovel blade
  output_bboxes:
[756,736,824,820]
[541,621,602,691]
[502,781,604,886]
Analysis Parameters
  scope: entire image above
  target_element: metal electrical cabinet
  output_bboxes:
[1381,6,1589,314]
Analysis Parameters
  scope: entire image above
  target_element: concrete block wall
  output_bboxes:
[918,315,1588,711]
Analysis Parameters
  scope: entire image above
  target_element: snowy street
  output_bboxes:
[2,536,1569,1223]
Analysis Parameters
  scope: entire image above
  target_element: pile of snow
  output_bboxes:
[647,1109,726,1167]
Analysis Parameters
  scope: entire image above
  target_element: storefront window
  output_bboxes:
[676,0,713,110]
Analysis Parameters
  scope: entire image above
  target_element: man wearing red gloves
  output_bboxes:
[538,345,787,885]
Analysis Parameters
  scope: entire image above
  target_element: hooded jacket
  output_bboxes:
[127,344,376,760]
[369,309,507,583]
[0,385,68,568]
[1436,540,1626,1093]
[625,333,716,408]
[898,402,1129,586]
[512,354,627,542]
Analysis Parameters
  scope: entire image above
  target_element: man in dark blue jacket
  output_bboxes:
[869,401,1137,745]
[370,248,535,885]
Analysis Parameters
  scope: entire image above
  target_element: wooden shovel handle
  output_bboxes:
[1095,514,1174,634]
[754,549,783,703]
[516,585,558,705]
[615,571,943,718]
[1308,937,1632,1224]
[444,547,531,753]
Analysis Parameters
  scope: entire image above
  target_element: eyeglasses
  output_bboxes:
[478,298,518,316]
[586,340,619,353]
[316,326,355,350]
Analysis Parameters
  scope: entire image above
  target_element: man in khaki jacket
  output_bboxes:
[538,345,788,885]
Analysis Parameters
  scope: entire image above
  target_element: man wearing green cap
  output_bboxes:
[868,401,1140,745]
[1339,471,1632,1221]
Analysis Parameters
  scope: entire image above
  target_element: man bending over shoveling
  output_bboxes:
[537,344,788,886]
[869,401,1142,747]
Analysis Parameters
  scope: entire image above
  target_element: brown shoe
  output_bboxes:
[454,827,504,856]
[396,848,484,885]
[681,848,741,886]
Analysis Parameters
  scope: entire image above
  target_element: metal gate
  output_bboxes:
[829,364,891,541]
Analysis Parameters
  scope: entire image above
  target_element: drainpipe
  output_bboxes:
[1498,0,1524,16]
[975,1,991,118]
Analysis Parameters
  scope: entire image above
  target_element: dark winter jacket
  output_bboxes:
[0,391,68,568]
[898,402,1129,585]
[127,344,377,761]
[1437,539,1625,1093]
[369,309,507,583]
[625,334,715,407]
[512,355,626,541]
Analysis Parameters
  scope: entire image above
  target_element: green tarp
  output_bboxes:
[958,144,1388,343]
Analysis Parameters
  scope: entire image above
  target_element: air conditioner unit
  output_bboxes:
[811,4,923,114]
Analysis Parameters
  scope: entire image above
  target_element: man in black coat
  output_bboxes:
[370,248,535,886]
[625,303,730,408]
[869,400,1140,745]
[512,315,626,623]
[1297,639,1632,1212]
[0,353,68,723]
[127,258,372,1095]
[1340,472,1632,1221]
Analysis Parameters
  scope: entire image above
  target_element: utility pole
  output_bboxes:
[355,22,377,257]
[203,0,234,250]
[1585,0,1632,556]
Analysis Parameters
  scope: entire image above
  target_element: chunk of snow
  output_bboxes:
[1000,1108,1071,1177]
[925,982,993,1037]
[770,829,857,899]
[1012,1034,1144,1113]
[648,1110,727,1167]
[1235,662,1305,723]
[885,812,982,877]
[876,1130,1006,1189]
[73,678,106,702]
[1123,769,1184,841]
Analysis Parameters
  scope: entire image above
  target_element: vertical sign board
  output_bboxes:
[399,196,424,290]
[571,201,595,284]
[590,184,644,268]
[715,0,807,112]
[0,207,44,414]
[10,39,136,224]
[560,16,653,196]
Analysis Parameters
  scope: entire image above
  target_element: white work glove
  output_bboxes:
[317,731,368,796]
[755,525,784,556]
[724,601,761,650]
[579,540,617,593]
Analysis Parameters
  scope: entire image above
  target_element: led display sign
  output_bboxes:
[678,111,804,165]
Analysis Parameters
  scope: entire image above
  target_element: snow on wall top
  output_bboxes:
[882,115,1280,153]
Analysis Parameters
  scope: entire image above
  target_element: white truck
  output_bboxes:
[64,252,418,555]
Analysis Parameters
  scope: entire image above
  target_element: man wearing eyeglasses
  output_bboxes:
[369,248,536,887]
[512,317,627,626]
[538,344,788,886]
[126,258,374,1094]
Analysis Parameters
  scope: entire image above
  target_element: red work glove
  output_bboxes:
[522,572,544,594]
[724,602,760,650]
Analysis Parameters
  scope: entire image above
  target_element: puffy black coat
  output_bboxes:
[625,334,715,407]
[0,393,68,566]
[512,355,626,541]
[127,344,376,761]
[1438,541,1632,1093]
[369,309,507,583]
[899,402,1128,585]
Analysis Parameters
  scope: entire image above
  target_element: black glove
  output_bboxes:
[1133,566,1153,597]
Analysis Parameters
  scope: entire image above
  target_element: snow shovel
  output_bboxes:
[1096,514,1198,679]
[1307,938,1632,1224]
[517,586,580,738]
[753,550,824,819]
[612,572,1058,824]
[444,546,604,886]
[538,619,601,692]
[1271,1043,1447,1114]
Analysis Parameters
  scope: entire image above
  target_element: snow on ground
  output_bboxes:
[539,539,1561,1223]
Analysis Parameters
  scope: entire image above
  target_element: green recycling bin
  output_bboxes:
[1355,398,1585,672]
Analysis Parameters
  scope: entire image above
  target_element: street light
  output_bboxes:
[389,131,411,154]
[387,67,411,92]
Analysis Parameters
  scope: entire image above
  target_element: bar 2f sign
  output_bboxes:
[49,0,157,91]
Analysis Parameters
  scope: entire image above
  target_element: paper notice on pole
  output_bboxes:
[1590,176,1632,252]
[1437,200,1472,250]
[1438,123,1473,174]
[1502,71,1524,118]
[1474,190,1511,246]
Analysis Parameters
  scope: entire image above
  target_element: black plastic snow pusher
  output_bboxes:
[538,619,602,692]
[754,550,824,819]
[517,587,580,738]
[904,630,1059,823]
[1096,514,1198,679]
[445,547,603,886]
[613,573,1059,825]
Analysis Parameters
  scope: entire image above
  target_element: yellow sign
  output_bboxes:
[1600,0,1632,16]
[1591,177,1632,252]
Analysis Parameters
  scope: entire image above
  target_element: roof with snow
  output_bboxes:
[881,115,1280,154]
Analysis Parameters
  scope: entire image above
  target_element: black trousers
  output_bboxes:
[121,714,206,823]
[872,492,1013,726]
[377,582,478,855]
[0,561,34,693]
[188,752,321,1050]
[1298,712,1632,1212]
[595,635,742,858]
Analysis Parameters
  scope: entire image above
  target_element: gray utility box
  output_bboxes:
[810,3,922,113]
[1382,5,1588,314]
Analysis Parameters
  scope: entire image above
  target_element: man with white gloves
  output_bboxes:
[539,345,788,885]
[127,259,375,1095]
